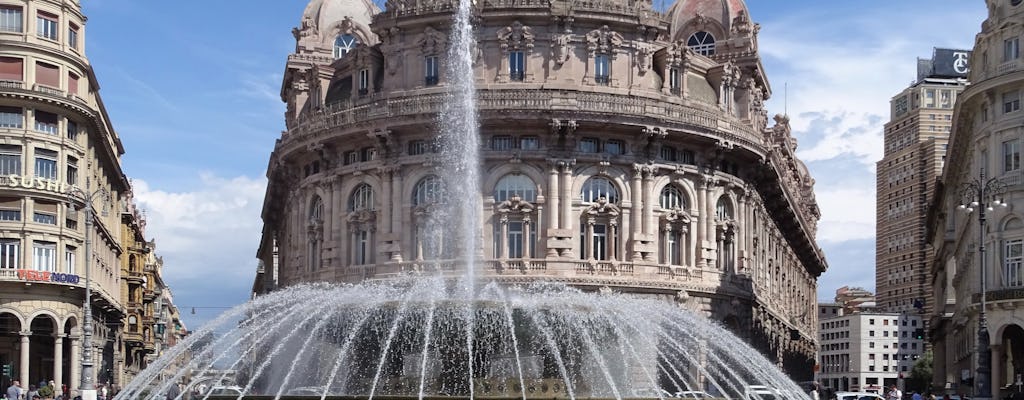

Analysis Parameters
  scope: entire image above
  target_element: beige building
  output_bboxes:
[816,311,925,394]
[253,0,828,379]
[929,0,1024,397]
[876,50,968,320]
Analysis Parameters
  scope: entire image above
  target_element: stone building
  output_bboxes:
[876,50,969,318]
[253,0,828,379]
[816,311,925,394]
[928,1,1024,397]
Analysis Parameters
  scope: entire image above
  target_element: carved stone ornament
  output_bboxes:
[292,14,319,41]
[551,34,572,66]
[662,208,692,226]
[635,43,654,74]
[347,209,377,232]
[496,194,536,216]
[585,196,621,218]
[585,25,623,55]
[419,27,447,55]
[497,21,535,52]
[731,10,754,36]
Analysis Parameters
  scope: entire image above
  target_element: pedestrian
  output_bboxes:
[6,380,22,400]
[25,384,36,400]
[887,385,902,400]
[912,391,922,400]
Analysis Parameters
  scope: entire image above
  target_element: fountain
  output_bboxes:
[115,0,814,398]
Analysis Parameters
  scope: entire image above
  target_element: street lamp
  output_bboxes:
[958,167,1009,400]
[67,184,109,400]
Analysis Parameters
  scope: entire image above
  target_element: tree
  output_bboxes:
[907,350,934,394]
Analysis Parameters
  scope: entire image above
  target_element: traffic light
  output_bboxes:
[1,363,10,377]
[913,328,925,340]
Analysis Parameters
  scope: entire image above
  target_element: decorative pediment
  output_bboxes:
[585,26,623,54]
[497,21,535,52]
[496,195,536,221]
[585,196,621,218]
[419,27,447,55]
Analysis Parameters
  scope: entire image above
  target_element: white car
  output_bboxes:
[675,390,713,399]
[835,391,885,400]
[207,386,244,396]
[745,385,783,400]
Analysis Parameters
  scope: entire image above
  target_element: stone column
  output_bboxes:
[642,171,654,236]
[547,164,560,231]
[584,219,594,260]
[54,335,64,394]
[500,219,509,259]
[391,170,403,234]
[69,337,80,395]
[694,180,707,267]
[523,220,532,259]
[20,331,29,388]
[560,162,575,258]
[630,166,643,261]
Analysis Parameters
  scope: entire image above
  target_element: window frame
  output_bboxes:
[687,31,716,56]
[0,6,22,33]
[334,34,358,59]
[32,240,56,272]
[0,238,18,269]
[594,54,610,85]
[508,51,525,81]
[1004,139,1021,173]
[35,11,57,41]
[33,148,57,180]
[581,176,619,204]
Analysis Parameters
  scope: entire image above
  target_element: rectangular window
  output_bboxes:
[356,229,370,265]
[32,212,55,225]
[0,239,18,269]
[1006,37,1021,62]
[408,140,428,155]
[1005,91,1021,114]
[0,57,23,82]
[520,136,539,150]
[34,110,57,134]
[66,156,77,186]
[0,209,19,221]
[579,137,599,153]
[669,67,681,92]
[68,24,78,49]
[681,149,696,164]
[0,144,20,175]
[0,6,22,32]
[1004,140,1021,173]
[491,135,514,150]
[33,148,57,179]
[344,151,358,165]
[360,147,376,162]
[34,61,59,88]
[66,120,77,141]
[592,223,607,260]
[64,245,75,274]
[509,51,524,82]
[660,146,678,162]
[358,69,369,94]
[1006,239,1024,287]
[425,56,439,86]
[605,139,624,155]
[507,221,524,258]
[0,106,22,128]
[36,11,57,41]
[67,73,78,96]
[924,89,935,107]
[594,54,610,85]
[32,240,55,271]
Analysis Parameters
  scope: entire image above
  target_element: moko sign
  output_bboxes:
[5,175,67,194]
[17,269,80,284]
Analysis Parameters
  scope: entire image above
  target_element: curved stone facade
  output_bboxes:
[254,0,827,378]
[930,1,1024,396]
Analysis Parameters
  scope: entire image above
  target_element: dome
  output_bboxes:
[667,0,750,42]
[297,0,380,42]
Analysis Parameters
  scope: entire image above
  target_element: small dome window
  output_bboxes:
[334,34,358,59]
[687,31,715,56]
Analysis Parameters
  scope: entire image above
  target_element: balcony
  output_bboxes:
[126,301,143,313]
[142,287,156,300]
[123,330,143,345]
[125,269,144,284]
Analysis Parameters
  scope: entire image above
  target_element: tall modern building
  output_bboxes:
[876,49,969,317]
[816,310,925,394]
[253,0,829,379]
[928,1,1024,398]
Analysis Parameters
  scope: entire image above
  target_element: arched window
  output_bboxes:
[310,196,324,222]
[349,184,374,211]
[413,175,443,206]
[715,196,733,221]
[581,176,619,203]
[660,185,687,210]
[687,31,715,56]
[334,34,358,59]
[494,174,537,202]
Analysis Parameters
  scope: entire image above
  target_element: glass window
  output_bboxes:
[507,221,524,258]
[0,209,19,221]
[1005,91,1021,114]
[0,239,18,269]
[32,240,55,272]
[660,146,677,162]
[66,120,78,141]
[491,135,514,150]
[309,196,323,221]
[1004,140,1021,172]
[355,229,371,265]
[494,174,536,202]
[660,185,687,210]
[425,56,439,86]
[413,175,443,206]
[0,106,22,128]
[509,51,524,81]
[1006,239,1024,287]
[0,6,22,32]
[34,110,57,134]
[64,245,75,274]
[36,11,57,41]
[669,67,681,92]
[0,144,20,175]
[687,31,715,56]
[715,197,733,220]
[604,140,624,155]
[68,24,78,49]
[360,147,376,162]
[665,230,681,265]
[594,54,610,85]
[358,69,369,92]
[579,137,599,153]
[591,223,608,260]
[519,136,539,150]
[581,176,618,203]
[66,156,77,186]
[1006,37,1021,62]
[334,34,357,59]
[408,140,430,155]
[33,211,55,225]
[33,148,56,179]
[349,183,374,211]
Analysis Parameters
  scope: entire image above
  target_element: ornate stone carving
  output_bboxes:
[635,43,653,74]
[498,21,535,52]
[419,27,447,55]
[496,195,536,222]
[731,10,754,36]
[585,196,620,219]
[347,209,377,232]
[292,15,319,41]
[551,34,572,66]
[585,25,623,55]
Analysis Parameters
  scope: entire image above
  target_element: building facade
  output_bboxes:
[253,0,828,379]
[929,1,1024,397]
[816,311,925,394]
[876,50,969,319]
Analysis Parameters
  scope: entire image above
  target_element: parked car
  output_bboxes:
[835,391,885,400]
[628,388,675,398]
[674,390,713,399]
[745,385,784,400]
[285,386,330,396]
[207,386,244,396]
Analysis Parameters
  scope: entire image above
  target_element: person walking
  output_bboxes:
[887,385,903,400]
[7,380,23,400]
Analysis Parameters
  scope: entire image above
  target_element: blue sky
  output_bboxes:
[77,1,986,328]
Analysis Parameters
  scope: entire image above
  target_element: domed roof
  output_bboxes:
[300,0,380,34]
[667,0,750,42]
